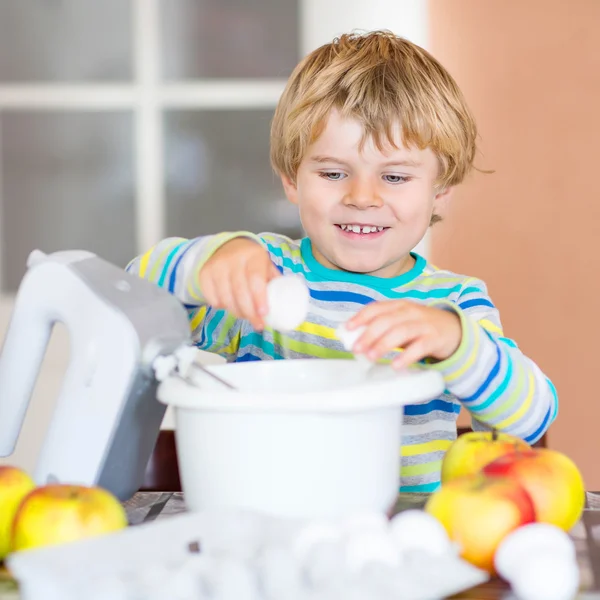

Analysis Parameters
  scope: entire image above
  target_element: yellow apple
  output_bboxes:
[425,474,536,574]
[441,430,531,484]
[10,484,128,554]
[0,466,36,560]
[483,448,586,531]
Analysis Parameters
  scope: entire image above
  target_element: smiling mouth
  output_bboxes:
[336,224,389,234]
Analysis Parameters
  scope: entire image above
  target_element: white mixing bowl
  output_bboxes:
[157,357,444,519]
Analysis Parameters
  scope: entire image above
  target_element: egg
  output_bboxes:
[255,545,303,600]
[264,276,310,331]
[291,522,342,562]
[389,510,453,557]
[302,540,347,587]
[344,530,402,573]
[335,321,366,353]
[509,551,579,600]
[494,523,576,582]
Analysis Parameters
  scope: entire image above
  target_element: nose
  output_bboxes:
[342,177,383,209]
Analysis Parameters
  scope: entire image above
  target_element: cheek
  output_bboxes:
[295,187,326,231]
[298,181,335,215]
[303,177,329,197]
[390,187,435,222]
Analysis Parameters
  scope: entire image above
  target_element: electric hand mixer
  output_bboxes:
[0,249,198,501]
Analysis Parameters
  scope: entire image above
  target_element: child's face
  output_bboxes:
[281,110,452,278]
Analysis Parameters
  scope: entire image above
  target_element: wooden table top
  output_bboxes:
[2,491,600,599]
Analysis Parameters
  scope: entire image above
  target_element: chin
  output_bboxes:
[336,258,385,275]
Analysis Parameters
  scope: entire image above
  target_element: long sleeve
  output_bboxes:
[125,231,262,360]
[427,279,558,444]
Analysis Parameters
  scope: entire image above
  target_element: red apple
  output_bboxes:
[10,484,128,554]
[441,430,531,484]
[482,448,586,532]
[425,474,536,574]
[0,466,36,560]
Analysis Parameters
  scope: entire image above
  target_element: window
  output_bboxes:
[0,0,301,292]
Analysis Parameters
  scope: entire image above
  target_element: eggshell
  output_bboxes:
[389,510,453,557]
[335,322,366,352]
[509,551,579,600]
[264,276,309,331]
[494,523,576,581]
[344,530,401,572]
[291,522,341,562]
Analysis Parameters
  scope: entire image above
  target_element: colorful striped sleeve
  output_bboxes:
[426,279,558,444]
[125,232,263,360]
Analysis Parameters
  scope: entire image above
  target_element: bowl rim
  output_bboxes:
[156,358,445,412]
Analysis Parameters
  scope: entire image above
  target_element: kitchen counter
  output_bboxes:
[2,492,600,599]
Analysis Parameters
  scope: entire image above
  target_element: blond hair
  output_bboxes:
[270,30,478,191]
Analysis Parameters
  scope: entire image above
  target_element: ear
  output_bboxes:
[280,173,299,205]
[433,185,454,211]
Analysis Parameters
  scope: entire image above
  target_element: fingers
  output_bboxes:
[232,267,263,330]
[351,302,413,353]
[356,318,432,368]
[266,261,281,282]
[251,261,281,315]
[364,322,422,361]
[392,340,429,370]
[348,300,439,368]
[246,262,278,330]
[199,240,281,330]
[208,271,237,316]
[248,271,268,316]
[353,309,410,353]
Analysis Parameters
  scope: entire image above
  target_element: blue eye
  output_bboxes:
[383,174,409,184]
[320,172,346,181]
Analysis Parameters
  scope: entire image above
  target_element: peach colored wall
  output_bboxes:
[428,0,600,488]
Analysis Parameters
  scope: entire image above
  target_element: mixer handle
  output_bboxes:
[0,250,96,456]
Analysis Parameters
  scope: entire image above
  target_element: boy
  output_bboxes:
[127,31,557,492]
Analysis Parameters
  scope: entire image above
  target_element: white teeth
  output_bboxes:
[339,224,385,234]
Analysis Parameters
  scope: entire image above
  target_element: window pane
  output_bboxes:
[164,110,302,240]
[0,0,132,82]
[1,112,136,292]
[161,0,300,79]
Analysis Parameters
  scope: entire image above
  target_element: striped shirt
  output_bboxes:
[126,231,558,493]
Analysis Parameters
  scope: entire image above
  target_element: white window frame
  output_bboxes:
[0,0,429,291]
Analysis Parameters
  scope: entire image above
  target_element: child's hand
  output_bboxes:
[346,301,462,369]
[199,238,280,330]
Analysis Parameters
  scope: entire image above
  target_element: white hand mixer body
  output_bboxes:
[0,249,194,500]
